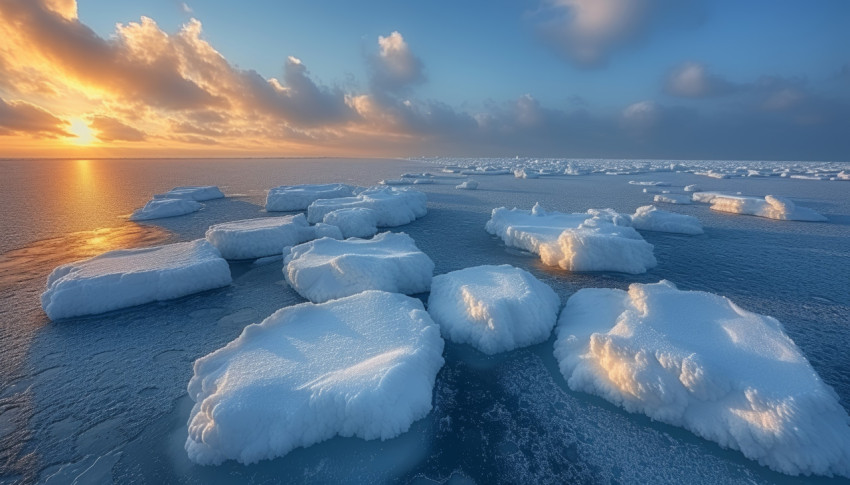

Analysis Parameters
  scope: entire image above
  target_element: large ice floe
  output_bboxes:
[628,205,704,235]
[427,264,560,355]
[306,187,427,227]
[130,198,201,221]
[321,208,379,239]
[185,290,445,465]
[41,240,231,320]
[154,185,225,201]
[709,194,827,221]
[554,280,850,477]
[485,203,656,274]
[284,232,434,303]
[265,183,355,212]
[205,214,326,260]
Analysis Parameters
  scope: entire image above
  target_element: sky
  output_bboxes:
[1,0,848,160]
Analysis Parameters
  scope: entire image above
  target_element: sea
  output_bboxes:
[0,157,848,484]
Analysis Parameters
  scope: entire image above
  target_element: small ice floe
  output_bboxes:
[41,240,231,320]
[154,185,225,201]
[653,194,692,205]
[427,264,560,355]
[691,191,733,204]
[695,170,731,179]
[265,184,355,212]
[628,205,703,235]
[683,184,702,192]
[710,195,827,221]
[307,187,427,227]
[514,168,539,179]
[186,290,445,465]
[836,170,850,181]
[455,180,478,190]
[130,198,201,221]
[460,167,510,175]
[790,174,827,180]
[379,179,413,186]
[628,181,670,187]
[321,208,379,239]
[205,214,324,260]
[284,232,434,303]
[554,280,850,477]
[485,203,656,274]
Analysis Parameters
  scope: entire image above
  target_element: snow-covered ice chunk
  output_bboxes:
[691,191,731,204]
[683,184,702,192]
[130,198,201,221]
[321,208,378,239]
[427,265,560,355]
[41,240,231,320]
[306,187,427,227]
[205,215,315,260]
[186,290,445,465]
[514,168,539,179]
[628,205,703,235]
[485,203,656,274]
[653,194,692,205]
[455,180,478,190]
[266,184,355,212]
[628,181,670,187]
[154,186,225,201]
[284,232,434,303]
[554,280,850,477]
[710,195,827,221]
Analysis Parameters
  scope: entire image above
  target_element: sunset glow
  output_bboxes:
[67,119,96,146]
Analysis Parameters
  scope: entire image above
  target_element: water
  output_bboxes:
[0,158,848,484]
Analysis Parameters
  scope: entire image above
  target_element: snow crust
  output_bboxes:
[41,240,231,320]
[154,186,225,201]
[266,184,355,212]
[205,215,316,260]
[485,203,656,274]
[427,264,560,354]
[130,198,201,221]
[710,195,827,221]
[307,187,427,227]
[284,232,434,303]
[321,208,379,238]
[554,280,850,477]
[186,290,445,465]
[628,205,703,235]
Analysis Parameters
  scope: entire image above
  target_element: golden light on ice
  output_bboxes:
[67,119,96,145]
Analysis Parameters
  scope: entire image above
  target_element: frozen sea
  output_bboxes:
[1,157,849,484]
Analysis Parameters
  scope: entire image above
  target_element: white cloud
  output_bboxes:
[369,31,425,93]
[665,62,737,98]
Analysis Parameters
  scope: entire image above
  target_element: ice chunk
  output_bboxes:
[321,208,379,239]
[265,184,355,212]
[311,223,343,240]
[154,186,225,201]
[683,184,702,192]
[628,181,670,187]
[130,198,201,221]
[41,240,231,320]
[554,281,850,477]
[628,206,703,235]
[691,191,731,204]
[485,203,656,274]
[514,168,539,179]
[186,290,445,465]
[306,187,427,227]
[205,215,315,260]
[455,180,478,190]
[653,194,692,205]
[710,195,827,221]
[427,265,560,354]
[284,232,434,303]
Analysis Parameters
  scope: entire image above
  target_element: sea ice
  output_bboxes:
[653,194,692,205]
[130,198,201,221]
[154,186,225,201]
[628,205,703,235]
[710,195,827,221]
[691,191,732,204]
[205,215,316,260]
[427,265,560,354]
[266,184,355,212]
[284,232,434,303]
[321,208,379,239]
[306,187,427,227]
[455,180,479,190]
[186,290,445,465]
[485,203,656,274]
[554,280,850,477]
[41,240,231,320]
[628,181,670,187]
[514,168,539,179]
[684,184,702,192]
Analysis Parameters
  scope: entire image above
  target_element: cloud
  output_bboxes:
[664,62,738,98]
[89,115,146,141]
[0,97,70,137]
[369,31,426,93]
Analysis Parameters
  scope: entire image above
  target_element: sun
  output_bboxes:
[67,118,96,145]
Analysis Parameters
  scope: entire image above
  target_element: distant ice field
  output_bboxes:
[0,157,848,484]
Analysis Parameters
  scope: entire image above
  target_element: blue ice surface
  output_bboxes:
[0,158,848,484]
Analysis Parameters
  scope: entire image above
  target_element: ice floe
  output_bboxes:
[205,215,316,260]
[186,290,445,465]
[307,187,427,227]
[653,194,692,205]
[628,205,703,235]
[154,186,225,201]
[455,180,479,190]
[130,198,201,221]
[710,195,827,221]
[284,232,434,303]
[41,240,231,320]
[684,184,702,192]
[485,203,656,274]
[427,264,560,355]
[266,184,355,212]
[554,280,850,477]
[321,208,379,239]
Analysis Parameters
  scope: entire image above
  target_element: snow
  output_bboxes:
[321,208,379,239]
[455,180,479,190]
[41,240,231,320]
[186,290,445,465]
[427,264,561,355]
[205,215,315,260]
[710,195,827,221]
[265,184,355,212]
[628,205,703,235]
[154,186,225,201]
[307,187,427,227]
[653,194,692,205]
[284,232,434,303]
[554,280,850,477]
[130,198,201,221]
[485,203,656,274]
